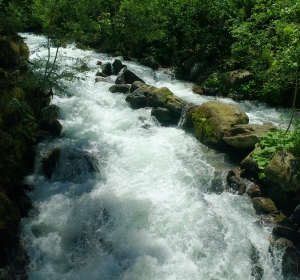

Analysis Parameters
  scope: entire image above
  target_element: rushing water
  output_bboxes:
[20,34,296,280]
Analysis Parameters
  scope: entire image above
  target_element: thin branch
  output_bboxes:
[285,63,299,134]
[46,45,60,78]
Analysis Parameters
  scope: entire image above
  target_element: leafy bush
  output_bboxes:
[252,121,300,179]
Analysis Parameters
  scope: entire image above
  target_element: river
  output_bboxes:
[20,33,294,280]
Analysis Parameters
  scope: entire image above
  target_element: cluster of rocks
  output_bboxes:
[94,58,300,277]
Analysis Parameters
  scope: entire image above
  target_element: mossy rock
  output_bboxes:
[192,101,249,147]
[11,87,25,100]
[0,192,21,242]
[0,37,29,69]
[149,87,186,116]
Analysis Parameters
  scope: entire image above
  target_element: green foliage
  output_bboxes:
[230,0,300,105]
[252,122,300,178]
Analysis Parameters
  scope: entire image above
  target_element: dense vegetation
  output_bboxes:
[8,0,298,107]
[0,0,51,270]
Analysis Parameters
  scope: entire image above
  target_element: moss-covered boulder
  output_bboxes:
[148,87,186,116]
[126,86,186,123]
[0,36,29,69]
[265,150,300,193]
[125,85,157,109]
[40,105,62,137]
[41,148,61,179]
[191,100,249,147]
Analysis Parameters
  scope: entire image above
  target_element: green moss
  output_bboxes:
[153,87,173,104]
[192,110,217,140]
[12,87,25,100]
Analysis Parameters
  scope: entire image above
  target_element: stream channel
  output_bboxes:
[20,33,295,280]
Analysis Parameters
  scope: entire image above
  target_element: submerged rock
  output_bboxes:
[269,236,300,277]
[41,148,61,179]
[41,147,101,183]
[40,104,62,137]
[151,107,177,125]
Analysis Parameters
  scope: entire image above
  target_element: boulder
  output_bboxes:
[269,236,300,277]
[191,101,249,147]
[40,105,62,137]
[41,147,100,182]
[252,197,277,214]
[247,184,261,198]
[148,87,185,116]
[228,70,254,87]
[140,56,160,70]
[126,86,185,117]
[182,56,196,72]
[223,124,276,150]
[54,149,100,183]
[202,87,222,97]
[151,107,177,125]
[264,150,300,192]
[115,67,145,84]
[102,62,112,76]
[109,84,130,94]
[189,62,209,81]
[226,170,247,195]
[272,226,300,246]
[125,85,157,109]
[130,81,146,93]
[112,59,125,74]
[240,150,259,176]
[41,148,61,179]
[192,86,204,95]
